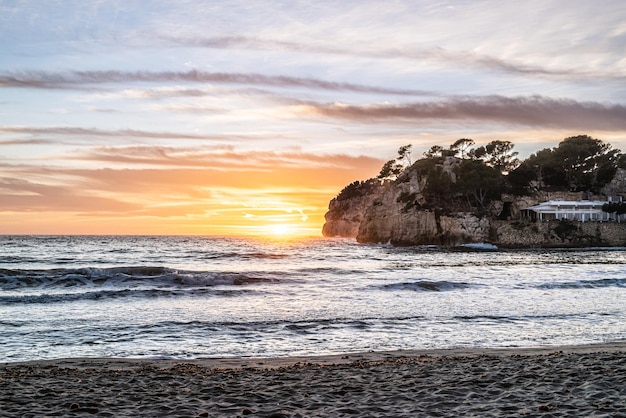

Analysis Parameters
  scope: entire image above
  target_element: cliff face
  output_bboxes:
[322,159,626,247]
[321,180,386,238]
[323,157,495,245]
[492,220,626,248]
[321,195,373,238]
[354,183,492,246]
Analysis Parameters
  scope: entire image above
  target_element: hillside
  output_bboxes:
[323,136,626,247]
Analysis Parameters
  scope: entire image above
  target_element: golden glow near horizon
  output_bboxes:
[2,2,626,236]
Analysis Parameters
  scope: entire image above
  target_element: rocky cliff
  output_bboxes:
[321,179,385,238]
[323,161,626,247]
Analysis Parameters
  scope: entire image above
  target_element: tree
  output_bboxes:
[510,136,619,193]
[602,202,626,216]
[377,160,403,180]
[450,138,475,159]
[424,145,444,158]
[377,144,414,180]
[336,179,378,201]
[506,163,537,195]
[554,135,619,191]
[522,147,568,189]
[397,144,413,166]
[454,160,502,209]
[468,140,519,173]
[483,140,519,173]
[423,165,455,206]
[468,146,487,160]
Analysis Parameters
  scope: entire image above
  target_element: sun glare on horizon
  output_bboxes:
[248,222,319,240]
[237,202,318,239]
[270,224,291,236]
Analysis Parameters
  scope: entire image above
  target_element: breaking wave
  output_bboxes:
[377,280,474,292]
[536,278,626,289]
[0,266,281,291]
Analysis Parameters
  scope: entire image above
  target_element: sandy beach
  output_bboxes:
[1,343,624,417]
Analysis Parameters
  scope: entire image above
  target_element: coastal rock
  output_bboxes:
[357,204,491,246]
[493,219,626,247]
[323,157,626,247]
[325,157,493,246]
[322,180,386,238]
[602,168,626,197]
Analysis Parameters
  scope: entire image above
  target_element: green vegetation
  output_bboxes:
[336,134,625,217]
[602,202,626,215]
[377,144,412,180]
[336,179,379,201]
[470,140,520,174]
[417,139,518,211]
[511,135,619,193]
[455,159,502,210]
[553,219,579,242]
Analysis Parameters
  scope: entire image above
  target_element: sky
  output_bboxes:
[1,0,626,236]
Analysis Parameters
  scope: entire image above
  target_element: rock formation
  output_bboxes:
[323,157,626,248]
[322,179,385,238]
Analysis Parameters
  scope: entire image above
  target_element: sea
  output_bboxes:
[1,235,625,363]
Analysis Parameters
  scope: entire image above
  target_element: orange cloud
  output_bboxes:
[0,151,384,235]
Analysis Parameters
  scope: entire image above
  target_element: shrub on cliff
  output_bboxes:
[602,202,626,216]
[336,179,378,201]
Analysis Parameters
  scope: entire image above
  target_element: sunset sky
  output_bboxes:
[1,1,626,236]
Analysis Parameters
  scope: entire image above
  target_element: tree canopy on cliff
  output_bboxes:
[510,135,620,193]
[423,139,519,174]
[454,160,502,209]
[336,179,379,201]
[416,135,622,197]
[450,138,475,159]
[377,144,413,180]
[470,140,520,174]
[334,134,623,215]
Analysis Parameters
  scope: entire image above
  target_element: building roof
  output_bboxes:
[527,200,606,213]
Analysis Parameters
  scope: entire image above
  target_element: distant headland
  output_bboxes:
[323,135,626,247]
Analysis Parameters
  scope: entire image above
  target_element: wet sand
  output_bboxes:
[1,343,625,417]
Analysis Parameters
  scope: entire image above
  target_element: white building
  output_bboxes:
[526,200,625,222]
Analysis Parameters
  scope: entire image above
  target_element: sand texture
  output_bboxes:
[1,343,625,417]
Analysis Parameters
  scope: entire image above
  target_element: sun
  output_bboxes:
[270,224,290,235]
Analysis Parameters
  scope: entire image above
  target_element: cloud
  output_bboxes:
[0,70,436,96]
[295,96,626,131]
[64,145,383,171]
[0,177,141,213]
[0,126,270,142]
[0,138,50,145]
[0,148,383,217]
[163,35,626,82]
[81,86,225,100]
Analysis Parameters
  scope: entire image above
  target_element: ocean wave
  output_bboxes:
[378,280,474,292]
[0,255,42,264]
[453,312,605,322]
[453,243,499,251]
[150,316,429,335]
[0,266,281,291]
[198,251,289,260]
[536,278,626,289]
[0,287,256,305]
